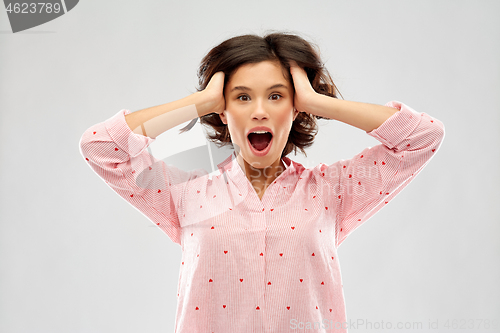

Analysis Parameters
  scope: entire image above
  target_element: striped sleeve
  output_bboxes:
[322,101,445,248]
[79,109,185,245]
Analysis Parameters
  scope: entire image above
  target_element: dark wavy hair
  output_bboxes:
[180,31,343,158]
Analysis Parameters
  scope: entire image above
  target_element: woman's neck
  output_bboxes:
[237,154,286,189]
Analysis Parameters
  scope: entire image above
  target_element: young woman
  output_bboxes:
[80,32,445,332]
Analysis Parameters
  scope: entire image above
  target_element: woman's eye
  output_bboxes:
[236,94,282,101]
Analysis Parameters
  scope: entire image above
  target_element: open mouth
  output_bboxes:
[248,132,273,151]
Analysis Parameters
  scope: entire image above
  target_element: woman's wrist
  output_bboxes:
[304,92,331,118]
[189,91,217,118]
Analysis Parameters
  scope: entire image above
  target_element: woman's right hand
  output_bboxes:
[199,71,226,116]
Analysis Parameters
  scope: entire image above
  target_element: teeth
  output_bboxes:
[251,131,270,134]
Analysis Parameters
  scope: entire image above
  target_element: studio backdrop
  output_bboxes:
[1,1,499,332]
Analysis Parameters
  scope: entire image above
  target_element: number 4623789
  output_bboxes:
[5,2,62,14]
[443,319,497,330]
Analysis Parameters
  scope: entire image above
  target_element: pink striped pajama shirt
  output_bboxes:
[79,100,445,332]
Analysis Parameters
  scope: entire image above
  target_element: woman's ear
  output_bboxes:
[219,110,227,124]
[292,107,299,121]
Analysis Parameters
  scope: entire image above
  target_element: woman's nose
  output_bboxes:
[251,99,269,120]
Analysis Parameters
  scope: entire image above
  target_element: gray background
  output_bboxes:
[1,0,499,332]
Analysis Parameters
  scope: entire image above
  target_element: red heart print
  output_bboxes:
[256,306,260,310]
[224,250,228,254]
[343,165,346,168]
[93,131,96,134]
[331,257,334,260]
[360,155,363,158]
[149,167,152,170]
[432,149,436,152]
[374,161,377,165]
[213,195,216,198]
[156,222,159,225]
[85,158,89,161]
[223,305,226,308]
[382,161,386,165]
[338,195,341,199]
[211,226,214,229]
[431,120,434,123]
[305,208,308,211]
[321,281,324,285]
[200,205,202,208]
[300,279,303,282]
[385,201,388,204]
[322,172,325,176]
[158,190,161,193]
[287,306,290,310]
[325,207,328,210]
[268,281,271,285]
[229,208,232,210]
[191,233,193,236]
[358,182,361,185]
[311,253,315,256]
[197,190,200,193]
[319,230,322,233]
[240,279,243,282]
[279,253,283,257]
[115,148,118,151]
[349,174,352,178]
[259,252,263,256]
[291,227,295,230]
[262,208,265,211]
[329,309,332,312]
[209,279,213,282]
[316,306,318,309]
[340,228,343,231]
[313,195,316,198]
[270,209,274,211]
[130,194,133,197]
[195,307,199,310]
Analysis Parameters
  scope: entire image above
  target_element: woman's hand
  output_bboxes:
[289,60,319,115]
[199,71,226,116]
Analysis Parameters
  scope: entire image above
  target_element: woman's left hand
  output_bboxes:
[289,60,319,115]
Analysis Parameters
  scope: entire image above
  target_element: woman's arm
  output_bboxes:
[125,72,225,138]
[289,61,398,132]
[289,61,445,247]
[79,72,226,245]
[306,97,399,133]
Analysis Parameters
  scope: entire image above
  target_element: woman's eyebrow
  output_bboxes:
[230,83,288,93]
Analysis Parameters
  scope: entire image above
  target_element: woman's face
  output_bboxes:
[220,60,299,170]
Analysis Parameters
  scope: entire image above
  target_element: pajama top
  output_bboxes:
[79,100,445,332]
